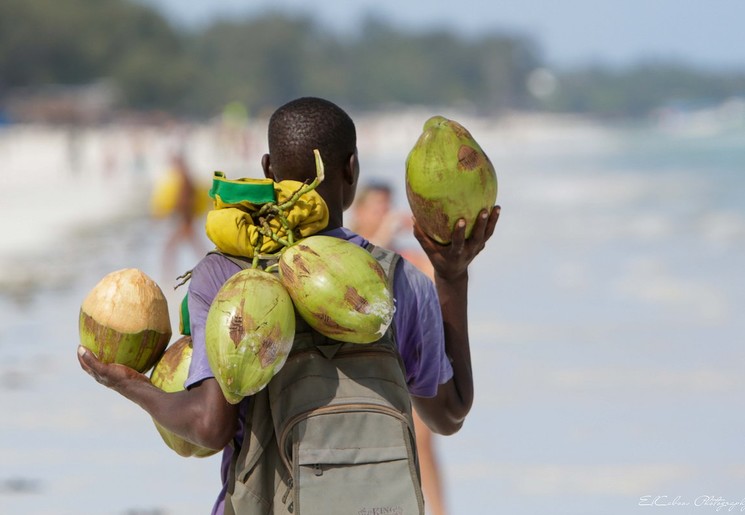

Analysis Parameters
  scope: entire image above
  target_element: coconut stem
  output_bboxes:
[252,233,262,269]
[174,270,192,289]
[257,222,291,249]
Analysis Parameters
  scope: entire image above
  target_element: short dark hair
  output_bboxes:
[268,97,356,181]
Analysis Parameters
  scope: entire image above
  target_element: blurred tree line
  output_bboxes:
[1,0,744,120]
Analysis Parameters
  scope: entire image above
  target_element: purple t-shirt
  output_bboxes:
[185,227,451,515]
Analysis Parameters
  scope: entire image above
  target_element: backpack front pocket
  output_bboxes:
[284,407,423,515]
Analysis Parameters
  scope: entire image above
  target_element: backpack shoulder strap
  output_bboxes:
[208,249,255,270]
[365,243,401,291]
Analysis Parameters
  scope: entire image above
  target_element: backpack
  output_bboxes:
[220,244,425,515]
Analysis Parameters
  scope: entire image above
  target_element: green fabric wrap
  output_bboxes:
[209,172,276,205]
[179,294,191,336]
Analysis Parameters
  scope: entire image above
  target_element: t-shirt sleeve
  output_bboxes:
[392,258,453,398]
[184,254,241,389]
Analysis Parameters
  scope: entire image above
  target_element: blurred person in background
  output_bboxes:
[150,151,207,280]
[350,182,447,515]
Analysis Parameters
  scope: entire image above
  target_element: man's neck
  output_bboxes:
[324,213,344,231]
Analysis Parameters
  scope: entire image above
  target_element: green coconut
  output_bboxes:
[79,268,171,373]
[205,268,295,404]
[278,235,394,344]
[405,115,498,244]
[149,336,219,458]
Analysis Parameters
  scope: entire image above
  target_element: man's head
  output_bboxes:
[265,97,356,179]
[262,97,359,226]
[357,182,393,202]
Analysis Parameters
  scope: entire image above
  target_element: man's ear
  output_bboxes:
[343,151,359,185]
[261,154,275,180]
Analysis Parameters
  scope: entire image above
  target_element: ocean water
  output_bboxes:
[1,113,743,514]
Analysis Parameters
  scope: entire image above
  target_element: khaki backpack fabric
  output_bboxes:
[221,245,425,515]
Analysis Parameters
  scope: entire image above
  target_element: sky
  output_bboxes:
[138,0,745,70]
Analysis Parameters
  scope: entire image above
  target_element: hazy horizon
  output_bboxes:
[137,0,745,71]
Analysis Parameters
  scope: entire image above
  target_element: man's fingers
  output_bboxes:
[412,218,436,252]
[468,209,489,243]
[78,345,96,365]
[77,345,105,381]
[77,345,92,370]
[482,205,500,242]
[450,219,466,252]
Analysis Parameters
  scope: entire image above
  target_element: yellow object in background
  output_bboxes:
[150,168,211,219]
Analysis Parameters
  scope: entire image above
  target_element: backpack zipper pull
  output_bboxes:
[282,478,293,503]
[313,463,323,476]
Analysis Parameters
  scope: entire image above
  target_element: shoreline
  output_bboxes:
[0,110,611,295]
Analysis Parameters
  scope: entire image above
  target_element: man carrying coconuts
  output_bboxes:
[78,96,499,515]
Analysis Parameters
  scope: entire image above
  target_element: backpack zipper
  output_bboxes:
[278,402,412,474]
